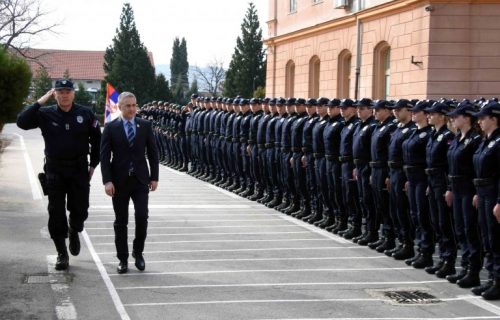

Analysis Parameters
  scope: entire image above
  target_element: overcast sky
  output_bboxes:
[33,0,269,69]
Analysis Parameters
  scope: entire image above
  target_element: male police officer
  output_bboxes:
[17,79,101,270]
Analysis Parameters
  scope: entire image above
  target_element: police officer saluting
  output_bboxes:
[17,79,102,270]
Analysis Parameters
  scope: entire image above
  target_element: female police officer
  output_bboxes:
[472,101,500,300]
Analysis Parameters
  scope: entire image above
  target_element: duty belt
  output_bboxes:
[265,143,274,148]
[403,165,425,174]
[313,153,325,159]
[388,161,403,169]
[226,137,232,142]
[338,155,353,163]
[302,147,311,153]
[353,159,368,165]
[240,138,248,143]
[258,144,266,149]
[291,147,301,152]
[448,175,469,182]
[46,155,87,166]
[425,167,444,176]
[282,147,291,153]
[231,138,239,142]
[473,177,495,187]
[369,161,386,168]
[274,142,281,147]
[325,154,338,161]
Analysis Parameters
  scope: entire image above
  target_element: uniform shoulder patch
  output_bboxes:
[419,132,427,139]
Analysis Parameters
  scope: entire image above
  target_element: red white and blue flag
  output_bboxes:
[105,83,120,124]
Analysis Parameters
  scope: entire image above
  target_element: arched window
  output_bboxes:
[309,55,320,98]
[337,49,352,99]
[373,41,391,99]
[285,60,295,97]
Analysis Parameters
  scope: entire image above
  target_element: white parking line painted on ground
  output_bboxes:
[88,213,280,217]
[109,267,413,277]
[96,246,363,255]
[164,167,186,176]
[94,238,329,245]
[116,280,447,290]
[90,231,311,237]
[86,224,300,230]
[81,231,131,320]
[90,204,251,209]
[206,184,243,199]
[46,256,77,320]
[277,213,351,244]
[85,218,286,223]
[255,317,500,320]
[13,133,42,200]
[105,256,388,264]
[459,294,500,316]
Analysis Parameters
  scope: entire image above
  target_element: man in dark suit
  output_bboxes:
[100,92,159,274]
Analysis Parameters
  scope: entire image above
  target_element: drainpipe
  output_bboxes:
[354,0,362,99]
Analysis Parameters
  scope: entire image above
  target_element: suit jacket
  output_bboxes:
[100,116,159,186]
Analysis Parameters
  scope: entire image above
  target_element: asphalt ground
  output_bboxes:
[1,123,500,320]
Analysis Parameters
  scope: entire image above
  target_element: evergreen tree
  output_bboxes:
[223,2,265,98]
[32,66,53,104]
[154,73,172,102]
[0,48,31,130]
[170,37,189,99]
[104,3,156,105]
[187,78,199,97]
[63,68,71,80]
[74,82,93,107]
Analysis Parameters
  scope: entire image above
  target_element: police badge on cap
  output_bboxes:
[55,79,75,90]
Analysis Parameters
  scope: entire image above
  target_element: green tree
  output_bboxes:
[187,78,199,97]
[0,48,32,131]
[32,66,53,104]
[170,37,189,98]
[104,3,156,105]
[154,73,172,102]
[74,82,93,107]
[63,68,71,80]
[223,2,265,98]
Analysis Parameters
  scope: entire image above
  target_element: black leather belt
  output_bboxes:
[313,153,324,159]
[353,159,368,165]
[339,155,353,163]
[388,161,403,169]
[403,165,425,174]
[325,154,338,161]
[425,167,444,176]
[473,178,495,187]
[369,161,386,168]
[265,143,274,148]
[46,156,87,166]
[232,138,239,142]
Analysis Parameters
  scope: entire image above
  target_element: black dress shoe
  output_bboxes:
[55,253,69,271]
[132,252,145,271]
[68,227,80,256]
[117,261,128,274]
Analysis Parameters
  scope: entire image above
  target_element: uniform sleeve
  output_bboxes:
[146,121,159,182]
[496,143,500,204]
[16,103,42,130]
[100,125,113,184]
[89,112,102,168]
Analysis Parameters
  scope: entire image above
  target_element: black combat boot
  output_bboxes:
[435,260,456,278]
[53,238,69,271]
[425,259,444,275]
[357,232,379,246]
[267,195,282,208]
[412,253,433,269]
[368,238,385,250]
[392,244,415,260]
[376,238,396,253]
[332,220,348,234]
[446,266,468,284]
[482,278,500,300]
[457,269,481,288]
[343,227,362,240]
[68,227,80,256]
[472,276,494,296]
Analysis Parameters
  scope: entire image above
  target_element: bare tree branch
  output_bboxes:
[0,0,59,61]
[194,58,226,96]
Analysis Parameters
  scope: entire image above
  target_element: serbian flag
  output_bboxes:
[105,83,120,124]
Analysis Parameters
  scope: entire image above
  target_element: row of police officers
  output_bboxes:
[139,95,500,301]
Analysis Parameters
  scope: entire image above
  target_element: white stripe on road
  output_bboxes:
[459,294,500,316]
[90,231,311,237]
[94,238,329,245]
[109,267,413,277]
[164,167,186,175]
[82,231,131,320]
[85,219,286,223]
[206,184,242,199]
[87,213,280,217]
[96,246,363,255]
[86,224,300,230]
[46,256,77,320]
[105,256,388,264]
[13,133,42,200]
[90,204,251,209]
[123,298,389,306]
[116,280,447,290]
[256,317,500,320]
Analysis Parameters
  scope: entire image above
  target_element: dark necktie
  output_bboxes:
[126,121,135,147]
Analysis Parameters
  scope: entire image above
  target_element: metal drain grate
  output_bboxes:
[24,273,72,284]
[383,290,441,304]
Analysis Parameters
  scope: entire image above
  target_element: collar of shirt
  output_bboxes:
[122,117,136,132]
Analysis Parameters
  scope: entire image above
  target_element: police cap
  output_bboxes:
[355,98,373,107]
[317,97,330,106]
[305,98,317,106]
[269,98,277,106]
[473,101,500,117]
[286,97,297,106]
[339,98,355,108]
[446,100,477,118]
[240,98,250,105]
[425,101,450,114]
[409,100,432,112]
[328,99,341,108]
[372,99,393,110]
[276,98,287,106]
[250,98,261,104]
[263,97,271,104]
[190,93,199,99]
[54,79,74,90]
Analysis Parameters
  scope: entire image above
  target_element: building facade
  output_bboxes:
[264,0,500,100]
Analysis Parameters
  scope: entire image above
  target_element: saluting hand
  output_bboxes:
[37,89,55,105]
[105,182,115,197]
